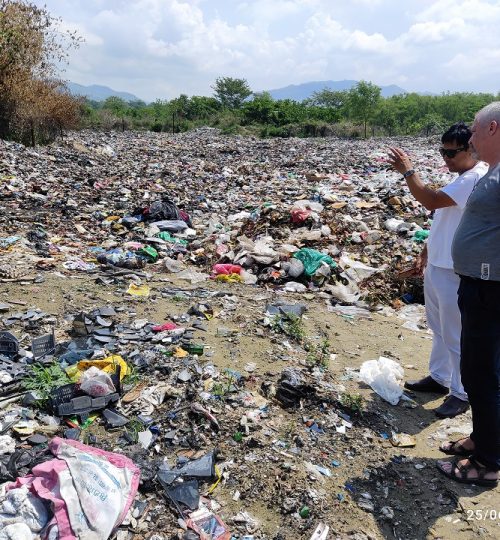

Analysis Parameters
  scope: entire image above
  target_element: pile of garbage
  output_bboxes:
[0,129,454,309]
[0,292,362,539]
[0,130,461,539]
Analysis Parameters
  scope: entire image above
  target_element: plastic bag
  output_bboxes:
[80,366,116,397]
[163,256,185,273]
[213,273,243,283]
[251,238,279,265]
[0,486,49,534]
[282,282,307,293]
[176,269,210,283]
[240,269,258,285]
[76,355,129,381]
[339,253,380,283]
[293,248,336,277]
[212,264,242,275]
[384,218,405,232]
[290,207,311,223]
[126,283,150,296]
[413,229,430,243]
[282,258,304,278]
[359,356,404,405]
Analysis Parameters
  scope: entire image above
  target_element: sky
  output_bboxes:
[34,0,500,102]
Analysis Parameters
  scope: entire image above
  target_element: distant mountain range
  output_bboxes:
[67,82,141,102]
[266,79,406,100]
[67,79,407,104]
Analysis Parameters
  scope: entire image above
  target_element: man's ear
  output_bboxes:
[489,120,499,135]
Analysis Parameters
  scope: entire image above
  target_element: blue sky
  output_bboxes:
[35,0,500,101]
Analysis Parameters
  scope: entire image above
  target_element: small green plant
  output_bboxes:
[23,362,71,403]
[306,339,331,368]
[122,365,141,386]
[271,314,306,343]
[212,373,235,400]
[126,418,144,443]
[340,392,364,414]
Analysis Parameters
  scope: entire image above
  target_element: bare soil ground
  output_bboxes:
[3,272,499,540]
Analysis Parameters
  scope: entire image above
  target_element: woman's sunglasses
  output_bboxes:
[439,147,466,158]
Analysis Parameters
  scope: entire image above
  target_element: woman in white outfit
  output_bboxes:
[388,122,488,418]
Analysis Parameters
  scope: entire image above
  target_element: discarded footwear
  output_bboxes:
[439,437,474,457]
[404,375,448,394]
[436,456,499,487]
[122,381,148,403]
[435,395,469,418]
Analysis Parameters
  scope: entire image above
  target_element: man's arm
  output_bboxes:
[387,147,455,211]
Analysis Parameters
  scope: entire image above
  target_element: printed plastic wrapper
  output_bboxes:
[359,356,404,405]
[79,366,116,397]
[187,507,231,540]
[8,437,140,540]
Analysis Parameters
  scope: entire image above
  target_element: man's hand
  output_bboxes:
[387,147,414,175]
[397,245,428,278]
[415,245,428,277]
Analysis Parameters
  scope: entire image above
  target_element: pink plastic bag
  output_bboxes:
[212,264,242,275]
[152,322,178,332]
[290,207,311,223]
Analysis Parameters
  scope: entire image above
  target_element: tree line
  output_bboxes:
[83,80,499,140]
[1,0,499,145]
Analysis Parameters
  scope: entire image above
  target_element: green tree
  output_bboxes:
[242,92,275,124]
[212,76,252,109]
[185,95,220,120]
[418,112,446,136]
[310,88,349,122]
[102,96,127,115]
[101,96,129,131]
[348,80,382,138]
[372,100,398,136]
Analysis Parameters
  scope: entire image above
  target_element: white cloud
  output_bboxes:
[417,0,500,23]
[405,18,466,44]
[445,49,500,79]
[57,20,103,46]
[33,0,500,100]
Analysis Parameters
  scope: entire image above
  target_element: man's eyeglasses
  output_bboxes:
[439,147,466,158]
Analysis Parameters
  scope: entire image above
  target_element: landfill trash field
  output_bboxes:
[0,129,497,540]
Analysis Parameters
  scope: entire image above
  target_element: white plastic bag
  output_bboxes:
[240,269,258,285]
[80,366,115,397]
[282,281,307,293]
[339,253,381,282]
[163,256,185,273]
[176,269,210,283]
[0,486,49,534]
[0,435,16,455]
[359,356,404,405]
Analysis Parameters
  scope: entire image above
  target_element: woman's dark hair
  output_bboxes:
[441,121,472,148]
